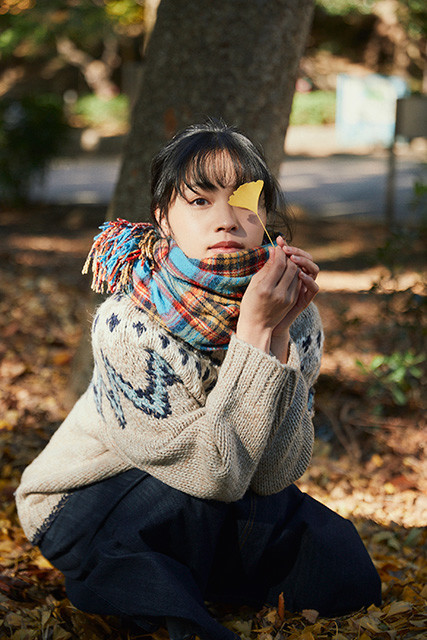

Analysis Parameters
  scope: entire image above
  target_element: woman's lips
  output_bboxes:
[208,242,244,254]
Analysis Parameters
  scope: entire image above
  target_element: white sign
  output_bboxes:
[336,74,408,148]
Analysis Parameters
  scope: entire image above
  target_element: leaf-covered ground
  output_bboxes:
[0,205,426,639]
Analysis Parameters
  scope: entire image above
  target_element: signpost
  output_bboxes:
[386,96,427,226]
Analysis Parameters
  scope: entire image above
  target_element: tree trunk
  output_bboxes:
[109,0,315,221]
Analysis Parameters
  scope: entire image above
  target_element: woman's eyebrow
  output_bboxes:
[182,183,219,195]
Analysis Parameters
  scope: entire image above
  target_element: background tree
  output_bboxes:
[0,0,149,99]
[109,0,316,220]
[307,0,426,91]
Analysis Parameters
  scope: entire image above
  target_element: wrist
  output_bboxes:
[271,331,290,364]
[235,319,272,353]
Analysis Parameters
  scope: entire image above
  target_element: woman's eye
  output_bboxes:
[192,197,209,206]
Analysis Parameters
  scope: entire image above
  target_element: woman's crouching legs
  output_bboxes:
[206,485,381,617]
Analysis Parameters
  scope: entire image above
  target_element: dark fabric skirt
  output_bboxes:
[39,469,381,640]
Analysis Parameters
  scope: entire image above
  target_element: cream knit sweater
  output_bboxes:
[16,294,323,543]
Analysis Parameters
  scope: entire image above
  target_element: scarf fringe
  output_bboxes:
[82,219,158,294]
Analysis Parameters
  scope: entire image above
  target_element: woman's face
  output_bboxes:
[156,156,267,260]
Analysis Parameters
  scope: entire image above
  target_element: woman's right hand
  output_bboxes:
[235,246,301,352]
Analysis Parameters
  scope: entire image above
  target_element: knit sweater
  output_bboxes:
[16,294,323,544]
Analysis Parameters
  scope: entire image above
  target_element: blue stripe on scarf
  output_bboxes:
[134,260,172,315]
[169,245,259,292]
[169,246,201,281]
[150,279,172,315]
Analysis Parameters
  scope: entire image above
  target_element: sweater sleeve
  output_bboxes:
[91,297,314,502]
[250,303,323,495]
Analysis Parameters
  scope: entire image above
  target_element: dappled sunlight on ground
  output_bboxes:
[318,269,423,293]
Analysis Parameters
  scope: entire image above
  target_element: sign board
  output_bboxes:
[336,74,408,148]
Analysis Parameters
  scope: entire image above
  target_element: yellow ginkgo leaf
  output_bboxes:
[228,180,274,245]
[228,179,264,214]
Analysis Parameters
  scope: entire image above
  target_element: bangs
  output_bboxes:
[176,147,268,198]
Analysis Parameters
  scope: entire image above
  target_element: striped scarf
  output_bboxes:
[83,219,272,350]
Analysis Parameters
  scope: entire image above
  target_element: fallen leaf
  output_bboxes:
[4,611,23,627]
[52,351,72,366]
[32,554,54,570]
[302,609,319,624]
[401,585,424,604]
[358,614,383,633]
[278,592,285,622]
[390,474,418,491]
[403,528,423,547]
[385,600,413,616]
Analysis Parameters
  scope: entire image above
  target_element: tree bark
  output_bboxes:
[109,0,315,221]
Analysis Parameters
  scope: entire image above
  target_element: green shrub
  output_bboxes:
[356,350,425,410]
[0,94,69,204]
[71,93,129,128]
[290,91,336,126]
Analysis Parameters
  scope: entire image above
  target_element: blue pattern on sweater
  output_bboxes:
[107,313,120,332]
[94,349,178,427]
[133,321,146,337]
[91,363,104,418]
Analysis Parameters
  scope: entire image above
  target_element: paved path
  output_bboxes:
[280,154,424,223]
[30,153,425,223]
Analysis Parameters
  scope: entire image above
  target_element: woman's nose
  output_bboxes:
[215,205,238,232]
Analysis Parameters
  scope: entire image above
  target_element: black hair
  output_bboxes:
[150,119,292,241]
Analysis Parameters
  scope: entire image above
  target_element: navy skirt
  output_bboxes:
[39,469,381,640]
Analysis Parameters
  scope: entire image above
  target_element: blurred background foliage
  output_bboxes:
[0,93,67,202]
[0,0,426,201]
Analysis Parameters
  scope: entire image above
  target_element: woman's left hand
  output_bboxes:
[270,237,320,362]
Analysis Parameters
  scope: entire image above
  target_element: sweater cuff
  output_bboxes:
[221,333,295,398]
[285,339,300,370]
[230,333,301,372]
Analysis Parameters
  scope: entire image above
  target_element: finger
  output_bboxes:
[274,259,301,301]
[299,271,320,296]
[282,245,313,261]
[251,247,285,290]
[291,277,318,315]
[276,235,287,248]
[262,246,290,284]
[290,255,320,279]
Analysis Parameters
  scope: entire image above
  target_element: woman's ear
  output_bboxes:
[154,209,170,238]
